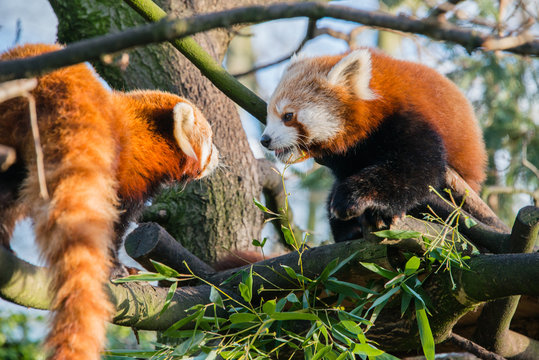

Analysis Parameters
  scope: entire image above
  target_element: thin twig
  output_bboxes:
[233,18,318,78]
[428,0,465,20]
[522,139,539,181]
[0,2,538,85]
[0,78,37,103]
[447,333,507,360]
[482,31,536,52]
[26,93,49,200]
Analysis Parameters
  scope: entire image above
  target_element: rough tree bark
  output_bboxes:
[47,0,272,262]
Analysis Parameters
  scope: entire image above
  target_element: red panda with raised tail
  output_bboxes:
[260,48,487,242]
[0,43,218,360]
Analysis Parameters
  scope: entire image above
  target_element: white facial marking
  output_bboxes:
[327,49,377,101]
[262,113,298,150]
[199,138,212,169]
[173,102,198,160]
[297,105,339,142]
[275,99,289,115]
[199,144,219,178]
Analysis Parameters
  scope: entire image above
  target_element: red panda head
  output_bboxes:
[261,49,378,161]
[172,100,219,179]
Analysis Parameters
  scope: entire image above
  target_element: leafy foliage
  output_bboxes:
[108,165,479,360]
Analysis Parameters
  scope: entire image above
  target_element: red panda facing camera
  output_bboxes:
[0,44,218,360]
[260,48,487,242]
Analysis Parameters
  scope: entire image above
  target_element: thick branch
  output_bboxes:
[472,206,539,358]
[124,222,215,277]
[0,2,537,121]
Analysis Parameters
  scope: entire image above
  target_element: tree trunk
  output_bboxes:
[48,0,265,262]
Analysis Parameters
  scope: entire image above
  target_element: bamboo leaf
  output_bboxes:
[159,281,177,315]
[373,229,421,240]
[360,263,398,279]
[209,286,224,308]
[151,259,180,277]
[415,299,435,360]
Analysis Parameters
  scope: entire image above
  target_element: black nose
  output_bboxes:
[260,134,271,148]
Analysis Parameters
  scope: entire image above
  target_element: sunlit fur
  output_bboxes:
[263,48,486,241]
[0,43,218,360]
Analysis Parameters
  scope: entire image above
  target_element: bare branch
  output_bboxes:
[0,2,537,85]
[0,78,37,103]
[233,18,317,78]
[447,333,507,360]
[482,31,536,52]
[428,0,465,20]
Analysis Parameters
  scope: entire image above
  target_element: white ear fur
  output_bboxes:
[327,49,376,100]
[173,102,198,161]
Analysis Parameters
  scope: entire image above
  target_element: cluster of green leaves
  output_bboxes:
[108,165,470,360]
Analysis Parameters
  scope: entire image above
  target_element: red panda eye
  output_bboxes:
[282,112,294,122]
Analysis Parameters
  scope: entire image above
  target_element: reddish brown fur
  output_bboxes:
[0,44,215,360]
[212,250,267,271]
[273,50,486,191]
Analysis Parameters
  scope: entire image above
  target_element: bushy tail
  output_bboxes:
[28,118,119,359]
[32,165,118,360]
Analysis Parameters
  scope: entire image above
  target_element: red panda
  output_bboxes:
[0,44,218,360]
[260,48,487,242]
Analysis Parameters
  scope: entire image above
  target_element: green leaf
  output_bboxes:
[239,283,252,303]
[209,286,224,308]
[286,293,300,303]
[239,267,253,303]
[151,260,180,278]
[360,263,398,279]
[335,351,350,360]
[402,283,426,308]
[253,197,270,213]
[111,272,173,283]
[281,225,296,246]
[404,256,421,275]
[464,216,478,228]
[229,313,258,323]
[281,265,298,280]
[163,311,201,336]
[262,300,276,315]
[270,312,319,321]
[325,280,361,299]
[312,344,333,360]
[328,279,379,295]
[368,286,400,311]
[373,229,422,240]
[352,343,384,356]
[104,349,161,357]
[415,299,435,360]
[252,237,268,247]
[400,291,413,317]
[159,281,178,316]
[340,320,364,336]
[317,258,339,283]
[172,331,205,355]
[374,352,401,360]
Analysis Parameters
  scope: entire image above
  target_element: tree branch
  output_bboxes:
[0,2,537,124]
[446,333,507,360]
[473,206,539,357]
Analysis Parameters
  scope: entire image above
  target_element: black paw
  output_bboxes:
[363,209,404,231]
[329,187,370,221]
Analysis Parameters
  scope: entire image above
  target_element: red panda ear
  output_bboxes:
[327,49,376,101]
[173,102,198,161]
